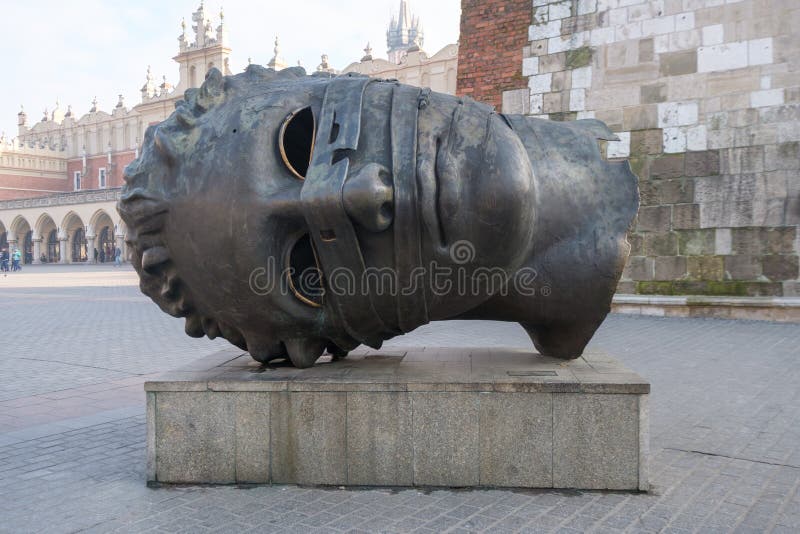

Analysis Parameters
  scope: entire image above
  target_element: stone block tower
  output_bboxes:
[458,0,800,298]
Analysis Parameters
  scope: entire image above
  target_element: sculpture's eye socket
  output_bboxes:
[279,107,316,180]
[287,233,324,307]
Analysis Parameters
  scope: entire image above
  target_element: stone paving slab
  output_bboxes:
[0,265,799,532]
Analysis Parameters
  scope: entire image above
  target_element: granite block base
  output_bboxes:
[146,347,650,490]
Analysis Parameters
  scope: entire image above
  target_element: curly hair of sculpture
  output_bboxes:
[118,65,639,369]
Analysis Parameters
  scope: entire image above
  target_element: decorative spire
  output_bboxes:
[362,42,373,62]
[42,107,49,122]
[141,65,156,100]
[398,0,409,30]
[116,94,124,108]
[65,105,73,118]
[387,0,424,64]
[178,17,189,50]
[216,6,227,43]
[159,75,173,96]
[192,1,209,46]
[267,36,287,71]
[90,97,98,113]
[51,99,65,123]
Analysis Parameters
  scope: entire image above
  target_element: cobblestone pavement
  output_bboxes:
[0,265,798,533]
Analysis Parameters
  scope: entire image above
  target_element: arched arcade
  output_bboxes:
[10,216,33,264]
[89,210,117,263]
[62,212,88,264]
[35,213,60,263]
[0,194,129,265]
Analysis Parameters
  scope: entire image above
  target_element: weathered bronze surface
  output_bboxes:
[118,66,639,368]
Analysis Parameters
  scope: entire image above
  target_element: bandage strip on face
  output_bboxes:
[300,75,391,347]
[391,84,428,333]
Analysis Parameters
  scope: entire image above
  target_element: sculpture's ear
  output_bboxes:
[196,68,226,112]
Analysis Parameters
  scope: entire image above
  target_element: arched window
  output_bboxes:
[98,226,113,262]
[0,231,7,251]
[47,229,59,263]
[72,227,87,263]
[23,231,32,264]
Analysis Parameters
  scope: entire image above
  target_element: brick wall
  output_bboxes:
[456,0,532,110]
[0,174,70,200]
[495,0,799,297]
[0,149,134,201]
[66,151,136,192]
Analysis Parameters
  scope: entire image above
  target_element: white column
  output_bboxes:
[87,236,96,263]
[59,237,68,264]
[32,238,42,264]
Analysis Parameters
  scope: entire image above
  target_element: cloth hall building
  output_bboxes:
[0,1,458,264]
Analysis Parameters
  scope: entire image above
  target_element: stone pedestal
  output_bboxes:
[146,347,649,490]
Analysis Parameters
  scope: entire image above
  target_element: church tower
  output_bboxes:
[172,2,232,95]
[386,1,424,64]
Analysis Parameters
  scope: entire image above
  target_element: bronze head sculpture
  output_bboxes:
[118,65,638,368]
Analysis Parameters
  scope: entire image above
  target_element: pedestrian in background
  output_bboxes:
[114,247,122,267]
[12,248,21,271]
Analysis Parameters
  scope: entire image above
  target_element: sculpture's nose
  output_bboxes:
[343,162,393,233]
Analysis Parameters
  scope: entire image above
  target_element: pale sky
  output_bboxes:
[0,0,461,138]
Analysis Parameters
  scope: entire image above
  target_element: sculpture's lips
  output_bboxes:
[118,189,169,234]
